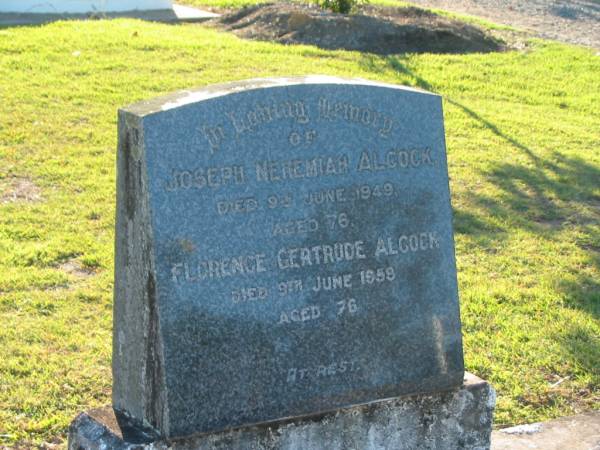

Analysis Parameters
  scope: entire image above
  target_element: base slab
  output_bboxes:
[69,373,495,450]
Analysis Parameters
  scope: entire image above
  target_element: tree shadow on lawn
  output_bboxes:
[372,55,600,405]
[456,147,600,323]
[361,55,600,318]
[557,321,600,387]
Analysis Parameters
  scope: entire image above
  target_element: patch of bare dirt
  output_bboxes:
[534,217,565,229]
[215,3,506,54]
[59,260,95,278]
[0,177,43,204]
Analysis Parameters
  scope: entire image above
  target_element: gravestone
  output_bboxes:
[69,76,495,449]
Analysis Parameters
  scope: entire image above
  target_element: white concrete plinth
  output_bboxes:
[0,0,173,13]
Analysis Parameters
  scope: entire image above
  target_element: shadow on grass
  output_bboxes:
[361,54,600,317]
[373,55,600,407]
[557,322,600,387]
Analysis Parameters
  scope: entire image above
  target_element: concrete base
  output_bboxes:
[68,373,495,450]
[0,4,219,27]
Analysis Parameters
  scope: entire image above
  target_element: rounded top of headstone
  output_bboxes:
[121,76,438,117]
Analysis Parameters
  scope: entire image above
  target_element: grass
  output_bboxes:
[0,9,599,449]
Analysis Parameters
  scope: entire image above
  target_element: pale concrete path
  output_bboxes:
[492,411,600,450]
[407,0,600,49]
[0,4,218,27]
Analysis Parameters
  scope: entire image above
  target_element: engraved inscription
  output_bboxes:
[289,130,317,147]
[357,148,434,172]
[231,286,268,303]
[227,100,310,136]
[359,267,396,285]
[318,97,393,137]
[170,234,441,284]
[255,155,349,183]
[217,197,259,215]
[198,96,397,154]
[337,298,358,316]
[278,279,303,296]
[312,273,352,292]
[374,232,440,256]
[272,218,319,237]
[171,253,267,283]
[277,240,367,270]
[201,125,225,153]
[165,166,246,191]
[286,360,361,383]
[279,306,321,324]
[304,187,348,205]
[352,182,395,200]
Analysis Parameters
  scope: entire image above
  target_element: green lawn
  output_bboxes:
[0,10,598,449]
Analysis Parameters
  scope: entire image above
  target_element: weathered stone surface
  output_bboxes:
[70,373,494,450]
[113,76,464,438]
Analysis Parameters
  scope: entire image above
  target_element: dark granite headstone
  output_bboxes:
[113,76,464,439]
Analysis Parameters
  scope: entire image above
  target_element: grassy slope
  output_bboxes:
[0,16,598,448]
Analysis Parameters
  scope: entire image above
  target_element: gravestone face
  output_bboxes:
[113,76,464,439]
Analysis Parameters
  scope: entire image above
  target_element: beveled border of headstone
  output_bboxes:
[113,76,464,439]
